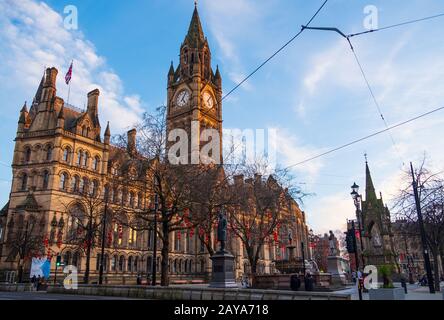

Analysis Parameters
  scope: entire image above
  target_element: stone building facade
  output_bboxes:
[0,6,311,284]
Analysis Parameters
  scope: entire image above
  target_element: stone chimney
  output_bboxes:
[87,89,100,116]
[42,67,58,103]
[127,129,137,154]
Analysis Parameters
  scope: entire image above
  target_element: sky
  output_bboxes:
[1,0,444,234]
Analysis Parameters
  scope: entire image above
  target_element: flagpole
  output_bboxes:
[66,60,73,105]
[67,82,71,105]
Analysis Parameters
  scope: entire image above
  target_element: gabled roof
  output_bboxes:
[16,193,40,212]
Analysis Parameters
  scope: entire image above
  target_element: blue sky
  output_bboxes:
[1,0,444,233]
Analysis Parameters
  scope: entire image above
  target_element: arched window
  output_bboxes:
[129,228,137,246]
[80,177,89,194]
[86,127,90,138]
[93,156,100,171]
[82,152,88,167]
[119,256,125,272]
[111,255,118,271]
[113,188,118,203]
[42,170,49,190]
[127,256,133,272]
[20,173,28,191]
[24,147,31,163]
[200,260,205,273]
[129,192,135,208]
[46,146,52,161]
[63,251,72,265]
[91,180,99,197]
[63,147,70,162]
[59,173,68,190]
[82,126,86,136]
[71,176,79,193]
[77,150,82,166]
[0,223,3,241]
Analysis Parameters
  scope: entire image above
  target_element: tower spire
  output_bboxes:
[365,160,377,201]
[186,3,205,47]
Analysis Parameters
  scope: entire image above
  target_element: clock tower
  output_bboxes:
[166,4,223,164]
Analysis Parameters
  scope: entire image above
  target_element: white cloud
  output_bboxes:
[0,0,143,133]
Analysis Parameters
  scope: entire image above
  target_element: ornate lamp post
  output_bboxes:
[350,183,365,267]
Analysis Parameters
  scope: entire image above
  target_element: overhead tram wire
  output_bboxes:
[347,13,444,38]
[281,105,444,170]
[221,0,329,101]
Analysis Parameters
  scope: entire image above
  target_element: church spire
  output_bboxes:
[185,4,205,47]
[365,160,377,201]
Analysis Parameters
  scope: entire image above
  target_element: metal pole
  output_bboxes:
[98,195,109,285]
[356,198,365,267]
[54,264,58,285]
[410,162,435,294]
[151,194,158,286]
[352,221,363,301]
[301,242,306,275]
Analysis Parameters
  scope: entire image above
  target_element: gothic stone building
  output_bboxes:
[0,6,311,284]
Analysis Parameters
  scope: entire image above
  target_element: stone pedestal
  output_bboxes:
[327,256,347,286]
[209,251,237,288]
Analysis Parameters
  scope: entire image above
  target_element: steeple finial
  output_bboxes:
[194,0,198,7]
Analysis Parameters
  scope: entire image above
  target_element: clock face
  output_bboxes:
[203,91,214,110]
[176,90,190,107]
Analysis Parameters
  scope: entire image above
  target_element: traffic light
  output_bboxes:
[345,230,356,253]
[56,255,62,267]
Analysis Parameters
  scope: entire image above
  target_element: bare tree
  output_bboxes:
[62,187,106,284]
[393,159,444,291]
[4,213,45,282]
[227,163,305,282]
[112,106,216,286]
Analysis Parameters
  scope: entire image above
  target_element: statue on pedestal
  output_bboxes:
[217,209,227,252]
[328,230,339,256]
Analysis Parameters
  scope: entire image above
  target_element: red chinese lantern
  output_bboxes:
[273,231,278,242]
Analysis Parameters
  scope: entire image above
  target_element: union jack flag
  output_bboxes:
[65,61,73,85]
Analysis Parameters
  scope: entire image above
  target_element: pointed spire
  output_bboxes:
[105,121,111,137]
[186,5,205,47]
[33,73,45,105]
[365,160,377,201]
[20,101,28,113]
[215,65,221,79]
[18,102,28,124]
[168,61,175,75]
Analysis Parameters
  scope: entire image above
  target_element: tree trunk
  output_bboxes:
[432,250,441,292]
[160,221,170,286]
[84,243,91,284]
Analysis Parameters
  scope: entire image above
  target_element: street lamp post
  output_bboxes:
[350,183,365,267]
